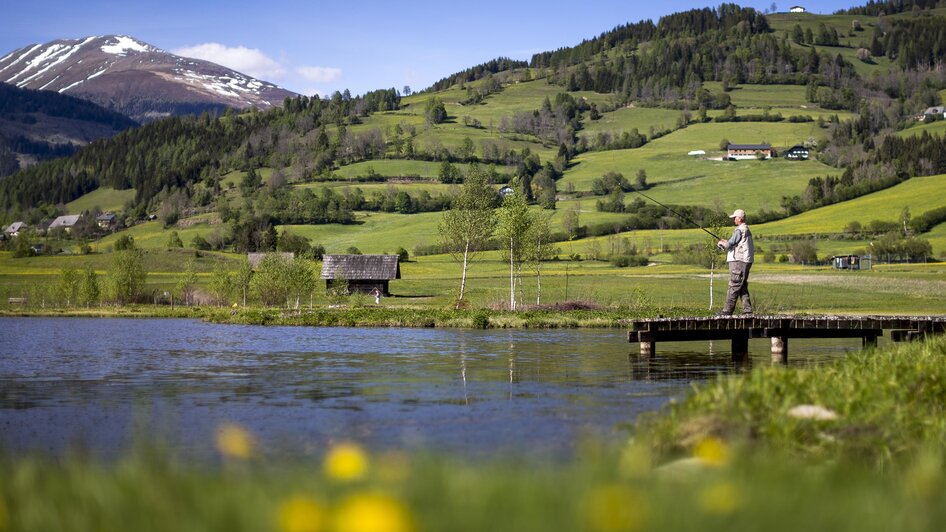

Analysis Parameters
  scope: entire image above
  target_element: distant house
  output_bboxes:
[916,106,946,121]
[499,186,515,197]
[247,252,295,270]
[790,5,806,13]
[96,213,117,230]
[783,145,810,160]
[726,143,774,160]
[833,254,870,270]
[687,150,706,156]
[48,214,82,233]
[3,221,27,236]
[321,254,401,296]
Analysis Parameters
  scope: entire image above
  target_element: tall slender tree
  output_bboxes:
[439,164,497,308]
[496,191,534,310]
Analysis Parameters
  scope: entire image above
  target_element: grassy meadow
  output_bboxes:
[64,187,135,214]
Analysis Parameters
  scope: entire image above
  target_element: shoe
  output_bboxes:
[742,311,753,316]
[715,311,733,316]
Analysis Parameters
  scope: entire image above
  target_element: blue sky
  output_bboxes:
[4,0,858,96]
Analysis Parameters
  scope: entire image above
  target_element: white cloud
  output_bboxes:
[296,66,342,83]
[172,43,285,80]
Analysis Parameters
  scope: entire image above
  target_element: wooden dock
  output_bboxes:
[628,315,946,363]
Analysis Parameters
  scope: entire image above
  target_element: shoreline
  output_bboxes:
[0,305,696,328]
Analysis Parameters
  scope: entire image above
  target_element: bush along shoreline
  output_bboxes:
[0,304,698,328]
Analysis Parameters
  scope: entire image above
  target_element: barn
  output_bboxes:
[321,254,401,296]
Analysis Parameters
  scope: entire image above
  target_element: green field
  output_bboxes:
[64,187,135,214]
[898,119,946,139]
[757,173,946,234]
[329,160,514,180]
[561,121,834,213]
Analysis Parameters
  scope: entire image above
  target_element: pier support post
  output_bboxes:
[862,334,878,348]
[731,331,749,361]
[640,341,655,357]
[771,337,788,364]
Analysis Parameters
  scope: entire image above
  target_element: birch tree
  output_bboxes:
[497,191,534,310]
[439,164,497,308]
[527,214,555,305]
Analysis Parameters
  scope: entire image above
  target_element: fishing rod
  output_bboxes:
[632,189,723,241]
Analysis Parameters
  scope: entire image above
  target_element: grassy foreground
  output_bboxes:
[3,339,946,531]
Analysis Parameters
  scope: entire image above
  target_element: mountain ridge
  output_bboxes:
[0,35,297,122]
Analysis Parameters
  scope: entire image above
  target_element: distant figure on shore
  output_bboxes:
[371,287,381,305]
[717,208,754,316]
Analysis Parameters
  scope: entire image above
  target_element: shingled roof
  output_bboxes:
[321,255,401,280]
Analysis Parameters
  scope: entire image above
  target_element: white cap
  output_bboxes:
[729,209,746,219]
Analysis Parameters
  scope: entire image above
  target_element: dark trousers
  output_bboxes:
[722,261,752,314]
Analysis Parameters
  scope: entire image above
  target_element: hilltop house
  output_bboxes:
[790,6,806,13]
[321,254,401,296]
[915,106,946,121]
[48,214,82,233]
[783,145,810,160]
[726,143,774,160]
[3,221,27,236]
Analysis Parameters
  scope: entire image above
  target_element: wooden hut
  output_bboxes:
[321,254,401,295]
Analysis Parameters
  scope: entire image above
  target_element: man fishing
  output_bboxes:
[716,209,754,316]
[631,190,753,315]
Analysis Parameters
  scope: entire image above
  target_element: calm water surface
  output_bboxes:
[0,317,869,459]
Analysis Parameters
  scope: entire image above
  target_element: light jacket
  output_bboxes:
[724,223,754,263]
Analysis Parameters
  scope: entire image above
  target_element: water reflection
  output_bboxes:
[0,318,875,459]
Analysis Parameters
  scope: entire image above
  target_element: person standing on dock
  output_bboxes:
[717,208,754,316]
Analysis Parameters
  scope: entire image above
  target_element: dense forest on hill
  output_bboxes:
[0,83,138,130]
[0,83,139,177]
[839,0,944,15]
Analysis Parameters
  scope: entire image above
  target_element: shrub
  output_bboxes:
[610,255,649,268]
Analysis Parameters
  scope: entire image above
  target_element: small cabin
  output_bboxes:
[790,5,806,13]
[321,254,401,296]
[783,145,810,160]
[499,186,515,197]
[726,143,774,160]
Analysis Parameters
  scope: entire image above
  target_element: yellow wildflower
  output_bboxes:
[279,495,325,532]
[333,492,413,532]
[699,481,740,515]
[324,442,369,482]
[693,437,729,467]
[584,484,646,532]
[215,423,255,459]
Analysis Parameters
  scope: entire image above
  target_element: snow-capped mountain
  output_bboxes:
[0,35,298,122]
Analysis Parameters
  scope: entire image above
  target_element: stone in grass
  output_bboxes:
[787,404,839,421]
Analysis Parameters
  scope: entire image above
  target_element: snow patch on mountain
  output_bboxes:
[100,35,153,55]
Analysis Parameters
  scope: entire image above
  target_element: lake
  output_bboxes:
[0,317,871,459]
